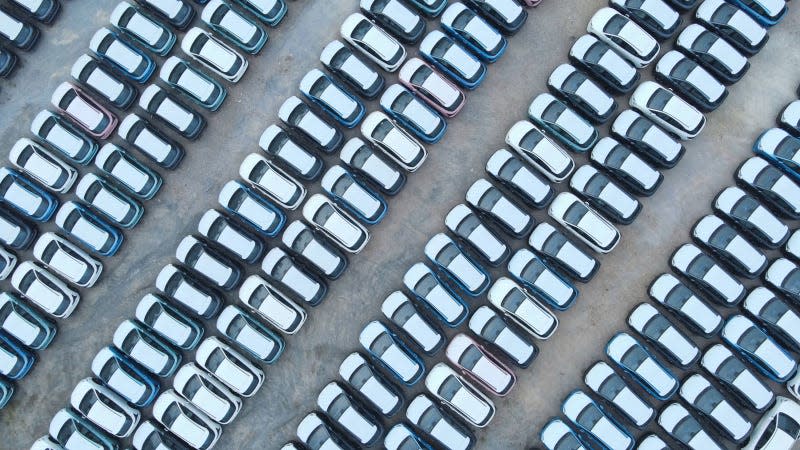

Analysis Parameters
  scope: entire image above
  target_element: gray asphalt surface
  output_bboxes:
[0,0,799,449]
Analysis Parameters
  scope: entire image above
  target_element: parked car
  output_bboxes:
[360,0,425,44]
[569,165,641,225]
[441,3,507,62]
[113,319,181,377]
[655,51,727,113]
[590,137,662,196]
[588,7,660,68]
[182,27,248,82]
[419,30,486,89]
[155,263,223,319]
[303,194,371,253]
[713,186,789,249]
[398,57,465,117]
[569,34,640,95]
[425,233,490,296]
[339,137,405,195]
[235,0,286,26]
[528,222,600,282]
[201,0,267,54]
[339,351,404,416]
[239,274,307,334]
[259,125,323,180]
[691,214,767,278]
[548,64,616,124]
[728,0,787,26]
[0,247,16,280]
[176,235,242,291]
[668,0,701,10]
[540,418,588,450]
[403,262,468,326]
[279,96,344,153]
[71,54,137,109]
[680,373,752,443]
[136,293,203,350]
[118,114,184,169]
[487,277,558,339]
[628,303,700,368]
[611,109,684,168]
[0,48,16,78]
[407,0,447,17]
[32,232,103,287]
[131,421,191,450]
[736,156,800,219]
[361,111,427,172]
[384,423,433,450]
[485,149,554,209]
[91,346,159,408]
[446,333,515,396]
[584,361,655,428]
[468,305,538,368]
[779,101,800,137]
[89,28,155,82]
[54,201,123,256]
[152,390,221,450]
[744,287,800,352]
[319,40,385,99]
[753,127,800,182]
[744,396,800,450]
[445,203,509,266]
[299,69,365,128]
[139,85,206,140]
[173,363,242,424]
[562,390,634,450]
[0,7,38,49]
[462,0,527,35]
[48,409,115,450]
[630,81,706,140]
[159,57,227,112]
[341,13,406,72]
[425,363,495,427]
[658,402,725,450]
[239,153,306,210]
[380,84,447,143]
[648,273,723,337]
[606,332,679,399]
[360,320,425,385]
[281,220,347,279]
[9,138,77,194]
[51,82,118,139]
[195,336,264,397]
[8,0,60,23]
[94,143,162,199]
[75,173,144,228]
[695,0,768,55]
[217,180,285,237]
[0,292,55,350]
[405,394,476,450]
[296,412,353,450]
[70,377,141,438]
[676,24,749,84]
[507,248,578,310]
[321,165,388,224]
[466,178,533,238]
[216,305,284,364]
[138,0,194,29]
[505,120,574,183]
[701,343,775,412]
[765,258,800,304]
[382,291,444,355]
[11,261,79,318]
[671,243,746,306]
[610,0,681,40]
[260,247,327,306]
[110,1,175,55]
[548,192,620,254]
[317,381,383,446]
[29,110,97,165]
[528,93,599,153]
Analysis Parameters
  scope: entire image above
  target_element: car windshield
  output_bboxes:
[481,315,506,341]
[598,373,625,399]
[693,32,717,53]
[459,345,483,370]
[620,344,648,369]
[184,375,203,397]
[227,315,247,339]
[562,72,585,94]
[760,298,788,323]
[647,89,672,111]
[604,15,627,34]
[711,5,736,23]
[501,288,527,312]
[687,254,714,278]
[206,348,226,371]
[542,101,566,123]
[576,403,602,427]
[716,356,744,381]
[327,394,350,419]
[555,432,584,450]
[497,157,522,182]
[312,203,335,225]
[418,407,441,431]
[393,302,416,325]
[436,243,461,266]
[738,327,765,351]
[370,332,394,355]
[415,272,438,296]
[695,385,724,413]
[584,173,608,198]
[563,201,589,226]
[779,414,800,439]
[642,315,670,339]
[754,166,782,189]
[672,59,695,80]
[438,376,461,401]
[520,129,545,151]
[455,214,481,237]
[410,64,432,87]
[331,173,355,196]
[348,363,373,387]
[730,195,759,219]
[307,427,331,448]
[542,232,568,256]
[664,282,692,308]
[709,224,737,248]
[673,416,701,443]
[162,403,181,426]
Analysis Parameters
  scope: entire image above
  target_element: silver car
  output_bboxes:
[176,235,241,291]
[71,53,137,109]
[691,214,767,278]
[261,247,326,306]
[11,261,79,318]
[173,362,242,424]
[419,30,486,89]
[317,381,383,446]
[239,274,306,334]
[446,333,515,396]
[701,343,775,411]
[540,419,587,450]
[630,81,706,140]
[679,373,752,443]
[548,192,621,254]
[216,305,283,363]
[398,57,465,117]
[466,178,533,237]
[487,277,557,339]
[381,290,444,354]
[118,114,184,168]
[507,248,578,310]
[135,293,203,350]
[425,362,495,427]
[339,137,405,195]
[341,13,406,72]
[259,125,323,181]
[611,109,685,168]
[744,286,800,352]
[658,402,725,450]
[671,243,746,306]
[588,7,659,68]
[627,302,700,367]
[155,263,223,319]
[48,409,114,450]
[361,111,427,172]
[736,156,800,219]
[569,34,640,95]
[403,262,467,326]
[359,320,424,385]
[485,149,554,209]
[138,0,194,29]
[302,193,371,253]
[405,394,475,450]
[590,137,663,196]
[70,377,140,438]
[9,138,76,194]
[159,56,227,112]
[547,63,617,124]
[445,203,509,266]
[384,423,434,450]
[648,273,724,337]
[239,153,306,209]
[676,24,749,83]
[424,233,490,296]
[195,336,264,397]
[528,222,600,282]
[181,27,248,82]
[441,2,506,61]
[282,220,347,280]
[89,27,154,82]
[113,319,181,377]
[54,201,123,256]
[29,110,98,165]
[110,1,175,55]
[197,209,263,263]
[468,305,538,368]
[32,232,103,288]
[655,50,727,112]
[744,396,800,450]
[713,186,789,248]
[505,120,575,182]
[339,352,403,416]
[152,390,221,450]
[278,96,343,153]
[131,420,191,450]
[584,361,655,428]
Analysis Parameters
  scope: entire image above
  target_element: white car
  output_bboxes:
[590,137,663,196]
[48,409,113,450]
[744,287,800,352]
[587,7,660,68]
[197,209,263,263]
[261,248,326,306]
[238,274,306,334]
[398,57,465,117]
[302,193,370,253]
[527,93,599,153]
[630,81,706,140]
[446,333,515,396]
[540,419,587,450]
[569,34,640,95]
[628,302,700,368]
[406,394,476,450]
[317,381,382,446]
[118,113,183,168]
[93,143,162,200]
[29,110,98,165]
[528,222,599,282]
[152,390,221,450]
[418,30,486,89]
[679,373,752,443]
[487,277,557,339]
[215,305,283,363]
[341,13,406,72]
[779,101,800,137]
[692,214,767,278]
[11,261,79,318]
[361,111,427,172]
[0,292,55,350]
[278,96,343,153]
[361,0,425,44]
[736,156,800,219]
[135,293,203,350]
[339,137,405,195]
[9,138,77,193]
[403,262,468,326]
[562,390,634,450]
[713,186,789,249]
[424,233,490,296]
[176,235,241,291]
[72,53,137,109]
[239,153,305,210]
[648,273,723,337]
[201,0,266,54]
[75,173,143,228]
[195,337,264,397]
[0,248,16,280]
[655,50,727,112]
[319,40,385,99]
[173,363,242,424]
[32,232,103,288]
[156,264,222,319]
[466,178,533,238]
[70,377,140,438]
[139,85,205,140]
[658,402,725,450]
[425,362,495,427]
[113,319,180,377]
[138,0,194,29]
[282,220,347,279]
[30,436,64,450]
[676,24,748,84]
[468,305,538,368]
[89,27,154,82]
[701,343,775,412]
[548,192,621,254]
[360,320,424,385]
[547,63,617,123]
[584,361,655,428]
[299,69,364,127]
[384,423,434,450]
[91,347,158,408]
[217,180,284,237]
[505,120,575,182]
[744,396,800,450]
[110,2,175,56]
[507,248,578,310]
[611,109,684,168]
[379,83,446,143]
[296,412,351,450]
[181,27,248,82]
[695,0,769,56]
[51,82,118,139]
[722,314,797,382]
[381,290,444,354]
[485,149,554,209]
[259,125,323,181]
[671,243,746,306]
[606,332,678,399]
[786,229,800,261]
[339,352,403,416]
[609,0,681,40]
[445,203,510,266]
[321,165,387,224]
[131,420,192,450]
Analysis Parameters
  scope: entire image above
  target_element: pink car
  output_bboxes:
[398,57,465,118]
[51,82,118,139]
[446,333,516,396]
